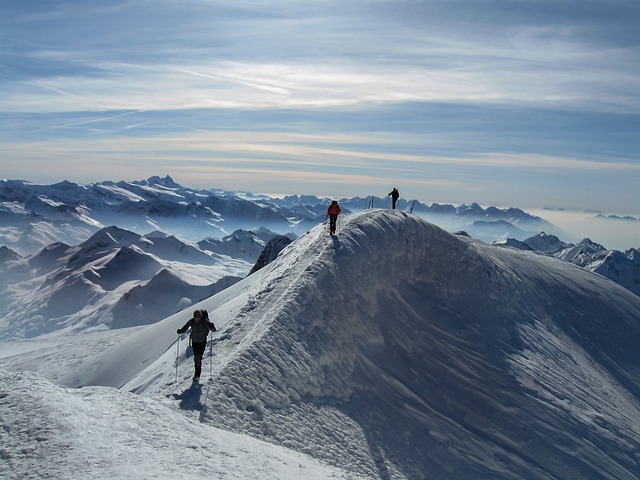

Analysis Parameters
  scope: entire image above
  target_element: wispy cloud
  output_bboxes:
[1,0,639,215]
[2,0,639,113]
[2,53,638,114]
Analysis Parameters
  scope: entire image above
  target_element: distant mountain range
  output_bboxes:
[1,175,559,255]
[0,225,282,339]
[495,233,640,296]
[1,176,638,340]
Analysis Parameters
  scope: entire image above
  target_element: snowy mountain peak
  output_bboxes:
[144,230,170,239]
[80,226,142,251]
[144,175,179,188]
[557,238,607,264]
[2,210,640,479]
[0,245,21,263]
[82,210,640,479]
[50,180,81,191]
[521,231,568,253]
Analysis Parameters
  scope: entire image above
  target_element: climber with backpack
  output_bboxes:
[177,309,217,382]
[326,200,341,236]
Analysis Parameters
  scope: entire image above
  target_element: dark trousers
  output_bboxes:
[192,342,206,377]
[329,214,338,233]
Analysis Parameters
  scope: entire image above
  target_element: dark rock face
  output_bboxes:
[247,235,293,276]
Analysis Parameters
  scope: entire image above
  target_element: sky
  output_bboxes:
[1,0,639,216]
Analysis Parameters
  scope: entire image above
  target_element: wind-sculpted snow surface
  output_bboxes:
[122,210,640,479]
[0,370,367,480]
[3,210,640,479]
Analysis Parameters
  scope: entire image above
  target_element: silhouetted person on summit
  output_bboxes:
[388,188,400,209]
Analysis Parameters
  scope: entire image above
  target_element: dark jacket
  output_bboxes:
[178,317,216,343]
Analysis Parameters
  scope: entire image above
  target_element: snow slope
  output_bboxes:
[0,370,365,480]
[2,210,640,479]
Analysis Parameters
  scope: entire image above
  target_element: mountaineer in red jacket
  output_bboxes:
[326,200,341,236]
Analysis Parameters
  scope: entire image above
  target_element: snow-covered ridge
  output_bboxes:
[38,210,639,479]
[1,210,640,478]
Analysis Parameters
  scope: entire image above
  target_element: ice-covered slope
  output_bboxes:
[54,210,640,479]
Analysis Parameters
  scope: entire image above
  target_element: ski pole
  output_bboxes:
[209,335,213,379]
[175,334,180,383]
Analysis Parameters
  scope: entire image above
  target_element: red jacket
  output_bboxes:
[327,203,341,216]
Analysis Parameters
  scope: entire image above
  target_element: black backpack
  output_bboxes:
[201,309,216,331]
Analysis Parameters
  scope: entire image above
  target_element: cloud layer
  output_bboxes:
[1,0,639,213]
